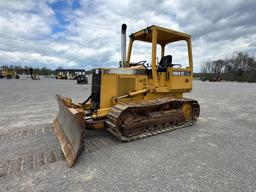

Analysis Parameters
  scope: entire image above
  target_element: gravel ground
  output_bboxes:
[0,76,256,192]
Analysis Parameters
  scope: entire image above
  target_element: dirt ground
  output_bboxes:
[0,76,256,192]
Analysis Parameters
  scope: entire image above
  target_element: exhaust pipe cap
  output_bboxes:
[121,23,127,33]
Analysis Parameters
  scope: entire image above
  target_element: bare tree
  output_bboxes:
[200,51,256,82]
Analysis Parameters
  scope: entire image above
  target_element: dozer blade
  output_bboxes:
[53,95,85,167]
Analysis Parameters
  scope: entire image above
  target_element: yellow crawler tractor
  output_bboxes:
[0,68,19,79]
[53,24,200,167]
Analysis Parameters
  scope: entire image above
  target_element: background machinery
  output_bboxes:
[77,74,88,84]
[55,69,86,80]
[0,68,19,79]
[29,68,40,80]
[53,24,200,167]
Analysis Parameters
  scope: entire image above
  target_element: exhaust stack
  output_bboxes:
[121,23,127,67]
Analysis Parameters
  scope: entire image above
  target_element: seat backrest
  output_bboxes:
[159,55,172,70]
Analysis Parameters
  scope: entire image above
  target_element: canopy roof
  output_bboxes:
[129,25,191,46]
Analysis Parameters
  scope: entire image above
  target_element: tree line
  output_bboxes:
[0,65,93,76]
[200,52,256,82]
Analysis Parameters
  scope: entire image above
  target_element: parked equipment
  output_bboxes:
[209,76,221,82]
[201,75,221,82]
[29,68,40,80]
[55,69,86,80]
[0,68,19,79]
[77,74,88,84]
[53,24,200,167]
[56,73,68,80]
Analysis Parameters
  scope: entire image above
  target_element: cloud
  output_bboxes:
[0,13,51,39]
[0,50,78,68]
[0,0,255,72]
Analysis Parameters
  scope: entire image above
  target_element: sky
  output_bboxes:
[0,0,255,72]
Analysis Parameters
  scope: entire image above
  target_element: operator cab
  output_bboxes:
[127,25,192,73]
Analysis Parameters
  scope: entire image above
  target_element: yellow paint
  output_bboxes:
[0,69,17,78]
[78,26,194,125]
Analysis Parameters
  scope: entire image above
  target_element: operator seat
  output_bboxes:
[158,55,173,72]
